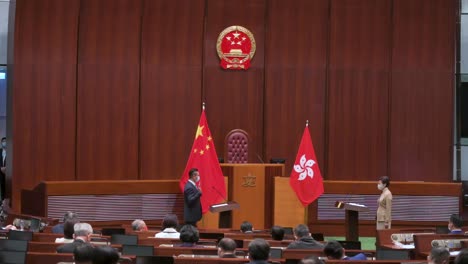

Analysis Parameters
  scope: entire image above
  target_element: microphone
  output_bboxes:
[211,186,228,203]
[255,153,265,163]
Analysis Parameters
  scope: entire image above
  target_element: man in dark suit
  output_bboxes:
[247,238,270,264]
[217,238,238,258]
[0,137,6,201]
[448,214,464,234]
[184,168,202,226]
[287,224,324,249]
[52,211,79,234]
[323,240,367,260]
[57,223,93,253]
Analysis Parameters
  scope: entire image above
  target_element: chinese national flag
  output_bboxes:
[289,123,324,206]
[179,109,226,213]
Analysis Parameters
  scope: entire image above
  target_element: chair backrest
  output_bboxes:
[338,240,361,250]
[136,256,174,264]
[224,129,249,163]
[8,230,33,241]
[0,251,27,264]
[311,233,324,241]
[122,245,154,256]
[0,239,28,251]
[101,228,125,236]
[270,247,283,258]
[435,225,450,234]
[111,234,138,245]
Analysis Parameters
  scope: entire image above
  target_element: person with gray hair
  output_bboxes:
[287,224,324,249]
[429,247,450,264]
[52,211,79,234]
[131,219,148,231]
[57,223,93,253]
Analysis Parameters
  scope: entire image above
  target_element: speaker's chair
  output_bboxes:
[224,129,249,163]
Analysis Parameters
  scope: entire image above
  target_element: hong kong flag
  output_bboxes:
[179,106,226,213]
[289,121,324,206]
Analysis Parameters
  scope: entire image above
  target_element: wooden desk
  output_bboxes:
[138,238,217,246]
[376,228,436,260]
[282,249,376,259]
[242,239,294,248]
[413,234,467,259]
[21,180,184,222]
[376,228,435,248]
[173,257,249,264]
[32,232,63,242]
[310,181,462,237]
[26,252,74,264]
[154,246,220,257]
[326,261,428,264]
[27,241,122,253]
[223,232,273,240]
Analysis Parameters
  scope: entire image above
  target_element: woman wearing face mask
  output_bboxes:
[376,176,392,230]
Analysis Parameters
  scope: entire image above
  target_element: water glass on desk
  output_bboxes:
[19,220,24,231]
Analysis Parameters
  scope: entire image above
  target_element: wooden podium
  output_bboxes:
[335,201,369,241]
[220,164,284,229]
[209,201,240,228]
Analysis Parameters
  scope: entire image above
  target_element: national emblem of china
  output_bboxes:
[216,25,256,70]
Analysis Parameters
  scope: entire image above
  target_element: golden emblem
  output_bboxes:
[216,25,256,70]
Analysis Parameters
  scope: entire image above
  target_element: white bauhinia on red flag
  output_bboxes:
[289,121,324,206]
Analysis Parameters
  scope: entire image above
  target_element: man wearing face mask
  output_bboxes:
[184,168,202,226]
[0,137,6,201]
[448,214,464,234]
[376,176,392,230]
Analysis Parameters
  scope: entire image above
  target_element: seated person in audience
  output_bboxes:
[53,211,79,234]
[57,223,93,253]
[287,224,324,249]
[448,214,464,234]
[217,238,238,258]
[241,221,254,233]
[428,247,450,264]
[155,214,180,238]
[131,219,148,232]
[56,219,79,243]
[300,256,325,264]
[73,244,95,264]
[92,246,120,264]
[271,225,285,241]
[323,240,366,260]
[248,238,270,264]
[177,224,201,247]
[455,248,468,264]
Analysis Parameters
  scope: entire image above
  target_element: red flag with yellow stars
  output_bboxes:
[179,108,226,213]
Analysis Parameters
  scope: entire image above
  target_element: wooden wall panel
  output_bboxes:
[389,0,455,181]
[203,0,266,163]
[12,0,79,208]
[327,0,391,180]
[139,0,204,180]
[76,0,141,180]
[11,0,458,210]
[264,0,329,175]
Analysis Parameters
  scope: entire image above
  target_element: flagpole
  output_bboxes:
[304,119,309,224]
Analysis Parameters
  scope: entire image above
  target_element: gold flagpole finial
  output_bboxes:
[202,102,206,110]
[306,120,309,127]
